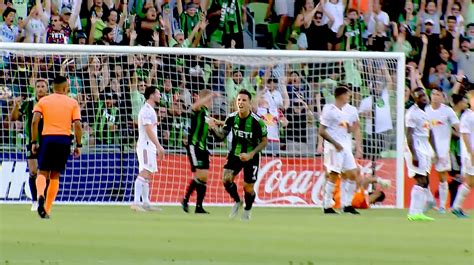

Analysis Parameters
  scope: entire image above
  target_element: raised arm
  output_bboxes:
[418,34,428,74]
[177,0,183,15]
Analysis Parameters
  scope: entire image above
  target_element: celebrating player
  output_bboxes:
[212,89,268,221]
[31,76,82,219]
[451,90,474,218]
[132,86,166,212]
[181,89,221,214]
[319,85,362,215]
[10,79,48,211]
[425,87,460,213]
[404,87,437,221]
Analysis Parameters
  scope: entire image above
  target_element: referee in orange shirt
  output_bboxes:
[31,76,82,219]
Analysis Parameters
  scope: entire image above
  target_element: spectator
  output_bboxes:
[1,7,20,42]
[446,1,464,30]
[93,93,121,145]
[224,65,254,107]
[48,1,82,44]
[105,6,126,44]
[256,96,287,156]
[23,0,48,43]
[321,0,346,50]
[285,98,316,154]
[452,31,473,83]
[267,0,295,48]
[441,15,457,51]
[368,21,390,51]
[420,0,442,35]
[341,8,367,51]
[287,70,310,102]
[301,10,332,51]
[398,0,418,34]
[177,0,205,46]
[206,0,246,48]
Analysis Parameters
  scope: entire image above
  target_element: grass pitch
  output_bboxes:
[0,205,472,265]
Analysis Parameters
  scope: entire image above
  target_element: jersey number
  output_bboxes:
[252,166,258,180]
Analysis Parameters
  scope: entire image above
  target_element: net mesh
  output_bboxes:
[0,47,401,207]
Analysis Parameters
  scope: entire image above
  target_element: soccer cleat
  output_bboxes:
[323,208,338,214]
[451,208,469,218]
[37,196,48,219]
[343,206,360,215]
[438,207,446,214]
[31,201,38,211]
[229,201,243,219]
[407,213,435,221]
[195,206,210,214]
[130,204,147,212]
[181,199,189,213]
[424,200,436,213]
[241,210,251,221]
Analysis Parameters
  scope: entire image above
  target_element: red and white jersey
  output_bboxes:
[321,103,358,149]
[460,109,474,158]
[137,103,158,152]
[406,104,433,156]
[425,104,459,153]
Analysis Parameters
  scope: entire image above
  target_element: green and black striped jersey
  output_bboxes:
[19,97,43,143]
[188,107,210,150]
[223,111,267,156]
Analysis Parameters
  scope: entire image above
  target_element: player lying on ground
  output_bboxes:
[212,89,268,221]
[132,86,166,212]
[31,76,82,219]
[181,89,223,214]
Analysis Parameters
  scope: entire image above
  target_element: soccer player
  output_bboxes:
[425,87,460,213]
[319,85,362,214]
[132,86,165,212]
[181,89,221,214]
[404,87,437,221]
[212,89,268,221]
[451,90,474,218]
[31,76,82,219]
[10,79,48,211]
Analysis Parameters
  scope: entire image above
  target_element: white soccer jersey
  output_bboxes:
[460,109,474,158]
[405,104,433,156]
[137,103,158,152]
[321,103,358,150]
[425,104,459,155]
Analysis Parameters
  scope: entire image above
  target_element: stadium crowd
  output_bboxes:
[0,0,473,158]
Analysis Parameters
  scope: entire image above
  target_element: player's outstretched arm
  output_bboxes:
[318,125,343,151]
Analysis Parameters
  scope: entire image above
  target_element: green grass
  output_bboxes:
[0,205,472,265]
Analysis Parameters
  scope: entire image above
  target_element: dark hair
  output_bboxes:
[413,87,425,93]
[314,11,323,18]
[467,23,474,28]
[238,89,252,100]
[334,85,349,98]
[2,7,16,20]
[347,8,358,14]
[453,2,462,11]
[144,86,157,99]
[431,86,443,93]
[374,191,386,203]
[267,78,278,84]
[53,75,68,85]
[452,93,466,105]
[35,79,48,86]
[447,15,457,21]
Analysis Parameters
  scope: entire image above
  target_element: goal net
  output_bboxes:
[0,43,405,208]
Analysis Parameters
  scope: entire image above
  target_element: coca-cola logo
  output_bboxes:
[254,159,386,206]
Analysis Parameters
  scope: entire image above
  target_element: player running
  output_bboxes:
[425,87,460,213]
[212,89,268,221]
[181,89,222,214]
[132,86,165,212]
[405,87,437,221]
[10,79,48,211]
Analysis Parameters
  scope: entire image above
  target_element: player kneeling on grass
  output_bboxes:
[319,85,362,215]
[404,87,437,221]
[212,89,268,221]
[31,76,82,219]
[132,86,165,212]
[181,89,223,214]
[451,90,474,218]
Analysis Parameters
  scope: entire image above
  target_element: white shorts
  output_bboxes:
[275,0,295,17]
[137,147,158,173]
[461,155,474,176]
[405,149,432,177]
[434,146,451,172]
[324,145,357,174]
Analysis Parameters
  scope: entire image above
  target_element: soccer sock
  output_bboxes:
[29,174,37,202]
[452,184,471,209]
[133,176,145,204]
[44,178,59,214]
[195,179,207,208]
[343,180,357,208]
[425,187,435,204]
[35,174,47,199]
[224,182,241,202]
[244,192,256,211]
[408,185,426,215]
[339,179,348,208]
[439,181,448,209]
[142,178,150,205]
[323,181,335,209]
[184,178,198,201]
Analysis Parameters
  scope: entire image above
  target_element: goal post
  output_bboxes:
[0,43,405,208]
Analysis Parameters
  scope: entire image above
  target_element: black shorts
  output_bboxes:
[26,143,38,159]
[38,135,71,172]
[224,154,260,184]
[186,145,210,172]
